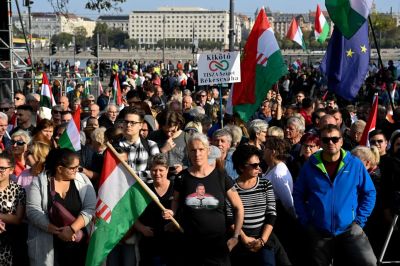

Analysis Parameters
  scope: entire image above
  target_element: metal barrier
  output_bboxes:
[0,74,106,101]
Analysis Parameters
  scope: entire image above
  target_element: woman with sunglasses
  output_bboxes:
[10,130,31,177]
[26,148,96,266]
[0,153,26,266]
[228,144,291,266]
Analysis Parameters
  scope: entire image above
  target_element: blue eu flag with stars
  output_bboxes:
[320,21,370,101]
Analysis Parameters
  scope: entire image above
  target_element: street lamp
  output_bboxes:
[162,14,165,66]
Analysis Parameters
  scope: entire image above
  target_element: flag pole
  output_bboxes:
[105,142,184,233]
[368,16,395,112]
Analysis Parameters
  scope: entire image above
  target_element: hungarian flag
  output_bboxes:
[315,4,330,43]
[360,93,378,146]
[227,8,287,122]
[287,17,307,50]
[85,150,153,266]
[39,72,56,119]
[58,106,81,151]
[325,0,372,39]
[113,73,122,105]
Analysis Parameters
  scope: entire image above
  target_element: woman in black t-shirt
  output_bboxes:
[135,153,178,265]
[163,133,244,266]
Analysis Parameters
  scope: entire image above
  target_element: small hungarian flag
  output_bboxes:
[315,4,330,43]
[58,106,81,151]
[325,0,372,39]
[39,72,56,119]
[360,93,378,146]
[227,8,287,122]
[287,17,307,50]
[85,150,153,266]
[113,73,122,105]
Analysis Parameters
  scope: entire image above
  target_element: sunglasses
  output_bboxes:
[245,163,260,169]
[321,137,341,144]
[370,139,384,144]
[0,166,12,172]
[52,110,62,115]
[0,108,10,112]
[11,140,26,146]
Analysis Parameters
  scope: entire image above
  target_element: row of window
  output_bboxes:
[132,34,227,39]
[138,38,224,43]
[132,23,224,28]
[133,29,222,33]
[135,15,225,19]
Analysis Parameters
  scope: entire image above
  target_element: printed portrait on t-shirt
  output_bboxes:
[185,183,219,209]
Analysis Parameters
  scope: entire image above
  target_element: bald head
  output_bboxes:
[59,96,69,111]
[319,114,337,129]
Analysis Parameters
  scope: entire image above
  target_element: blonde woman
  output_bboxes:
[18,133,52,189]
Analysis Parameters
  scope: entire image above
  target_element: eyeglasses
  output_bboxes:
[303,144,317,149]
[0,166,12,172]
[124,120,142,126]
[370,139,384,144]
[245,163,260,169]
[52,110,62,115]
[11,140,26,146]
[321,137,341,144]
[62,165,80,172]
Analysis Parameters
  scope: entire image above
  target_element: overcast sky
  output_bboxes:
[24,0,400,19]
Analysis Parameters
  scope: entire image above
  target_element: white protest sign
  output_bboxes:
[197,51,241,85]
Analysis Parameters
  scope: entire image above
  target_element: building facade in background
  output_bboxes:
[128,7,243,49]
[97,15,129,32]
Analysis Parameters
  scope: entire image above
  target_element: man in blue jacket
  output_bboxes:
[293,124,376,265]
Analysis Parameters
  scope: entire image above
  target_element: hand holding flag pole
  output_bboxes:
[105,142,184,233]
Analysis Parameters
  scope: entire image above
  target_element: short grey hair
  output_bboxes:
[0,112,8,122]
[248,119,269,140]
[188,132,210,149]
[212,128,232,145]
[189,106,205,117]
[106,104,118,112]
[150,153,168,168]
[225,125,243,147]
[26,93,40,102]
[287,116,305,134]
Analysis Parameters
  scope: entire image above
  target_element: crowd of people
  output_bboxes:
[0,57,399,266]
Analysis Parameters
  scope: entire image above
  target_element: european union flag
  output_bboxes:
[320,21,370,101]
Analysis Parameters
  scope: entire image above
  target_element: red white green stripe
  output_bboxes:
[326,0,372,39]
[360,93,378,146]
[287,17,307,50]
[315,4,330,43]
[85,150,152,266]
[227,8,287,122]
[40,72,56,108]
[58,106,81,151]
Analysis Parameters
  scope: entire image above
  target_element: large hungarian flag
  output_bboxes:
[85,150,153,266]
[287,17,307,50]
[58,106,81,151]
[315,4,330,43]
[228,8,287,122]
[325,0,372,39]
[360,93,378,146]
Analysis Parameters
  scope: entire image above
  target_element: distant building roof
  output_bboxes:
[98,15,129,21]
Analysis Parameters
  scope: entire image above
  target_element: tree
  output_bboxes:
[124,38,138,49]
[73,26,88,46]
[51,32,73,48]
[108,29,129,48]
[48,0,126,12]
[93,22,109,47]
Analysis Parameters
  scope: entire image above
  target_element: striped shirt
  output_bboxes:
[118,137,160,183]
[226,178,277,237]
